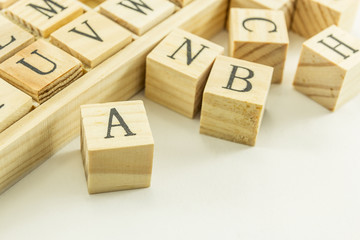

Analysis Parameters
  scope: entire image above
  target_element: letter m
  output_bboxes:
[27,0,67,19]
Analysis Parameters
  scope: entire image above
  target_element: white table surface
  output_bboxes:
[1,8,360,240]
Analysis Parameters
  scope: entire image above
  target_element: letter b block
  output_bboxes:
[293,26,360,111]
[80,101,154,194]
[145,29,224,118]
[200,56,273,146]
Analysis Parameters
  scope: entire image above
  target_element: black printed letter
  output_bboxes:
[68,20,103,42]
[27,0,67,19]
[105,108,136,139]
[242,18,277,33]
[223,65,253,92]
[0,36,16,50]
[118,0,153,15]
[16,50,57,75]
[318,34,359,59]
[0,104,4,109]
[167,38,209,65]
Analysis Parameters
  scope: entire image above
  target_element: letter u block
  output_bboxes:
[145,29,224,118]
[229,8,289,84]
[80,100,154,194]
[293,26,360,111]
[200,55,273,146]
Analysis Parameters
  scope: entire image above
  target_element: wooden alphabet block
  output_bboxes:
[293,25,360,111]
[0,79,32,133]
[5,0,83,37]
[0,15,35,63]
[229,8,288,84]
[230,0,296,28]
[0,39,83,103]
[99,0,175,36]
[145,28,224,118]
[169,0,194,7]
[292,0,359,38]
[50,11,132,68]
[200,55,273,146]
[0,0,17,9]
[80,100,154,194]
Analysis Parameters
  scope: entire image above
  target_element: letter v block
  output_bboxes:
[80,100,154,194]
[200,55,273,146]
[50,11,132,68]
[229,8,289,84]
[0,40,83,103]
[293,25,360,111]
[5,0,83,37]
[100,0,175,36]
[145,29,224,118]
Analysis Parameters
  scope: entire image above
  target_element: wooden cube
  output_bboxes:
[0,40,83,103]
[0,79,32,133]
[5,0,83,37]
[0,15,35,63]
[99,0,175,36]
[50,11,132,68]
[145,29,224,118]
[292,0,359,38]
[230,0,296,28]
[169,0,194,7]
[293,25,360,111]
[200,55,273,146]
[80,100,154,194]
[229,8,289,84]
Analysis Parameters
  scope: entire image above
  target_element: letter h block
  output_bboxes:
[293,25,360,111]
[80,101,154,194]
[229,8,289,84]
[200,56,273,146]
[145,29,224,118]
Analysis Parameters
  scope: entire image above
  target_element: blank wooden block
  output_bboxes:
[169,0,194,7]
[145,28,224,118]
[99,0,175,36]
[80,100,154,194]
[229,8,288,84]
[5,0,83,37]
[292,0,359,38]
[0,39,83,103]
[200,55,273,146]
[0,79,32,133]
[0,0,17,9]
[50,11,132,68]
[293,25,360,111]
[0,15,35,63]
[230,0,296,28]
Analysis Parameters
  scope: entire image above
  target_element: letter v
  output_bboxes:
[68,20,103,42]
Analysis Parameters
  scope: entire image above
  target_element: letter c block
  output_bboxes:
[80,100,154,194]
[200,56,273,146]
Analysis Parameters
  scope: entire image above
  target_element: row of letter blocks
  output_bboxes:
[230,0,359,39]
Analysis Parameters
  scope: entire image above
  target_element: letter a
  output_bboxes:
[105,108,136,139]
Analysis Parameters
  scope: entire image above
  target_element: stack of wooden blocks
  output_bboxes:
[0,0,359,195]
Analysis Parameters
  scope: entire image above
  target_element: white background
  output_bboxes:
[1,6,360,240]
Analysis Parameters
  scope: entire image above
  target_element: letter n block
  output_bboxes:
[200,56,273,146]
[145,29,224,118]
[80,100,154,194]
[292,0,359,38]
[293,25,360,111]
[229,8,289,84]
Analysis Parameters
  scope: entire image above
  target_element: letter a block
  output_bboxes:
[145,29,224,118]
[292,0,359,39]
[200,56,273,146]
[80,101,154,194]
[293,25,360,111]
[229,8,289,84]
